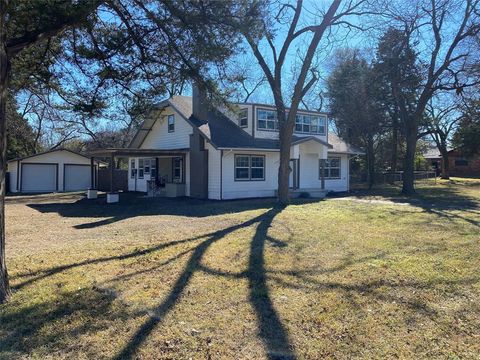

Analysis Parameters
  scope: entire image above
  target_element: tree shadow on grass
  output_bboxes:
[26,193,281,229]
[113,206,294,360]
[333,184,480,227]
[0,287,139,359]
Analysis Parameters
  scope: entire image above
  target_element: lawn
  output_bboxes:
[1,179,479,359]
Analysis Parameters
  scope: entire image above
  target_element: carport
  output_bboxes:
[87,148,189,203]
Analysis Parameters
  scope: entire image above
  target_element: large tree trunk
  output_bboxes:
[390,113,398,183]
[402,130,417,194]
[440,147,450,179]
[277,115,295,205]
[0,0,11,304]
[366,136,375,189]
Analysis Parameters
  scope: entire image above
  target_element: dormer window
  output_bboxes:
[239,109,248,128]
[295,114,325,135]
[257,109,278,130]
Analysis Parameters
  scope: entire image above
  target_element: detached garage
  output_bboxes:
[7,149,97,193]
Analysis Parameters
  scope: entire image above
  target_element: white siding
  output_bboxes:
[221,151,279,200]
[7,161,18,193]
[299,153,349,192]
[207,143,221,200]
[140,107,193,149]
[8,150,91,193]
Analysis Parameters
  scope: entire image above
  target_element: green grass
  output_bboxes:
[1,179,479,359]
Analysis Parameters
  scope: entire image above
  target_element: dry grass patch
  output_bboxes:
[1,180,479,359]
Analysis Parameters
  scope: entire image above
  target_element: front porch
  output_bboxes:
[87,148,189,202]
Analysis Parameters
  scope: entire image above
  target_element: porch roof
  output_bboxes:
[87,148,189,158]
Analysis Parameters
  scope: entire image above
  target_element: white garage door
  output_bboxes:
[64,164,91,191]
[21,163,57,192]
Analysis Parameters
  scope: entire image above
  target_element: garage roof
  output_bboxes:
[7,148,92,163]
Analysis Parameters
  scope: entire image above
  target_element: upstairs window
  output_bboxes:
[257,109,278,131]
[235,155,265,181]
[239,108,248,128]
[295,114,326,135]
[168,114,175,132]
[319,157,341,179]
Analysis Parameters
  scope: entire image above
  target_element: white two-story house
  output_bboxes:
[125,86,363,200]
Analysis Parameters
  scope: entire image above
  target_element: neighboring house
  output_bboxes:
[445,149,480,177]
[423,144,444,175]
[8,149,98,193]
[423,145,480,177]
[124,87,363,200]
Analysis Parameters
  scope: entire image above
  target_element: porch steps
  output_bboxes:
[287,188,329,199]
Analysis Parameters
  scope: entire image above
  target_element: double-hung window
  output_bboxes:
[257,109,278,130]
[144,159,151,175]
[235,155,265,181]
[173,157,183,183]
[130,159,136,178]
[295,114,326,135]
[320,157,341,179]
[138,159,144,179]
[168,114,175,132]
[239,108,248,128]
[150,159,157,178]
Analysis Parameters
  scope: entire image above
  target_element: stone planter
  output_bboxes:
[87,189,98,199]
[106,192,119,203]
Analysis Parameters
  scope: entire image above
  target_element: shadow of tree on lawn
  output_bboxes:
[113,206,294,360]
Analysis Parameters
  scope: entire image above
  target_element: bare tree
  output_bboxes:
[383,0,480,194]
[242,0,374,204]
[425,97,462,179]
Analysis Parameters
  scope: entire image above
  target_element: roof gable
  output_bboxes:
[7,148,90,163]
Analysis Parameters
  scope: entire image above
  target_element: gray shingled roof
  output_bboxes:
[328,133,364,154]
[130,95,363,154]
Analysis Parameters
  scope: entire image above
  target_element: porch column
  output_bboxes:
[182,154,186,183]
[320,159,325,190]
[110,153,114,193]
[90,157,96,189]
[107,153,119,203]
[87,157,98,199]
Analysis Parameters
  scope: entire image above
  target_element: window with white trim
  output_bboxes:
[168,114,175,132]
[130,159,136,178]
[257,109,278,130]
[138,159,144,179]
[319,157,341,179]
[150,159,157,178]
[173,157,183,183]
[144,159,151,175]
[295,114,326,135]
[239,108,248,128]
[235,155,265,181]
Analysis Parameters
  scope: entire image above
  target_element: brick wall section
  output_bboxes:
[448,150,480,177]
[98,169,128,191]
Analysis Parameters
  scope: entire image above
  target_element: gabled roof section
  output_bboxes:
[7,148,92,163]
[128,95,363,154]
[128,96,193,148]
[292,136,333,148]
[328,133,364,155]
[189,108,281,150]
